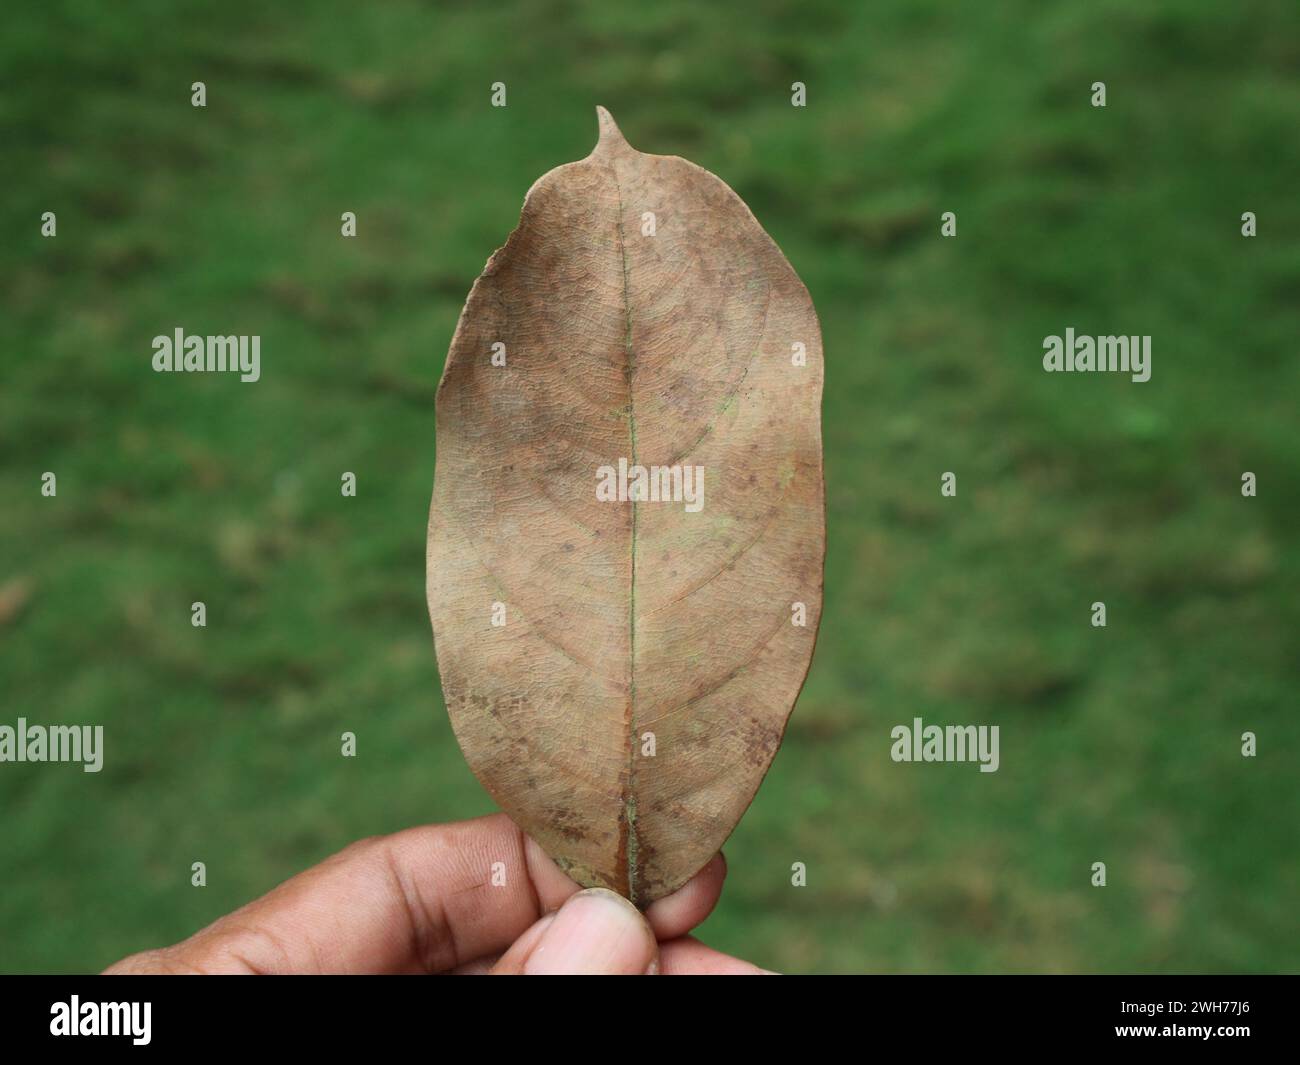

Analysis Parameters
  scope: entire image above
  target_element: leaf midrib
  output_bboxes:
[611,162,640,902]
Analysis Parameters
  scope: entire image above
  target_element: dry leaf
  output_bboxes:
[427,107,824,905]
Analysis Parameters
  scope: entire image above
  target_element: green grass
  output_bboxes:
[2,0,1297,973]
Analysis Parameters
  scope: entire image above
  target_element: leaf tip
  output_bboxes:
[594,105,630,153]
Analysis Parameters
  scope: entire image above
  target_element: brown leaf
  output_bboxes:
[427,107,824,905]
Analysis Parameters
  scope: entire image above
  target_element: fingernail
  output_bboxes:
[522,888,657,975]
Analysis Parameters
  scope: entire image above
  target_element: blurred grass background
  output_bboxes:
[2,0,1298,973]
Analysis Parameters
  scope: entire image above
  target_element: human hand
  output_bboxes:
[104,813,769,975]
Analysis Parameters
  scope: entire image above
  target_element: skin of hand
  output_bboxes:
[103,813,770,975]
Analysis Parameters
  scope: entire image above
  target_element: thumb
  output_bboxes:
[490,888,659,975]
